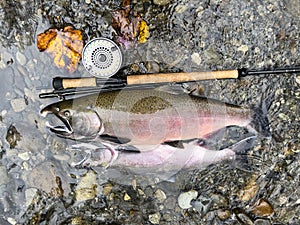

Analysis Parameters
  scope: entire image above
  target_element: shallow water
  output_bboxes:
[0,0,299,224]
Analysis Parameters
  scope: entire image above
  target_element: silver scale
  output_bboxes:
[82,38,123,78]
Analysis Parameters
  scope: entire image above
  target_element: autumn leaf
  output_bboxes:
[37,26,84,73]
[112,0,150,48]
[138,20,150,44]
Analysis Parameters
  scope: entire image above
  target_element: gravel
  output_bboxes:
[0,0,299,224]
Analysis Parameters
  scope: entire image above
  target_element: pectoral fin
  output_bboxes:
[116,145,141,153]
[164,138,206,149]
[100,134,131,144]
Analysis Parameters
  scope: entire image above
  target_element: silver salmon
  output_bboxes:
[69,136,255,182]
[41,87,269,150]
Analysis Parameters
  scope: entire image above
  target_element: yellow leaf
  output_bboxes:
[138,20,150,44]
[37,26,84,73]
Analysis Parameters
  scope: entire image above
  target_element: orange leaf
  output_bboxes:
[37,26,84,73]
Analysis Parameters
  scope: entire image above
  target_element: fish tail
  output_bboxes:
[248,91,274,137]
[230,136,256,171]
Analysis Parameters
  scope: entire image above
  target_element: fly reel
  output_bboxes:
[82,38,122,78]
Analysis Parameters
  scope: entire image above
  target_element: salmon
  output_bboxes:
[68,136,256,182]
[41,87,269,151]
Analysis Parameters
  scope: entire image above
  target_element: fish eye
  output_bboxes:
[64,110,71,117]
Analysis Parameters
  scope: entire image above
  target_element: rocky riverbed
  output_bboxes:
[0,0,299,224]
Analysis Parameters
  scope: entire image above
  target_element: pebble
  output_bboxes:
[7,217,17,225]
[238,175,259,201]
[217,209,231,220]
[176,4,188,13]
[177,190,198,209]
[154,189,167,203]
[296,76,300,85]
[102,183,113,196]
[153,0,171,6]
[250,199,274,217]
[25,188,38,208]
[237,45,249,54]
[76,171,97,202]
[191,195,212,215]
[254,219,271,225]
[191,52,201,66]
[85,0,91,4]
[235,212,254,225]
[148,212,161,224]
[146,61,160,73]
[0,166,9,186]
[124,192,131,201]
[0,60,7,69]
[10,98,27,112]
[18,152,30,161]
[16,52,27,66]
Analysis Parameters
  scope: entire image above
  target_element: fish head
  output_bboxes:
[41,101,104,140]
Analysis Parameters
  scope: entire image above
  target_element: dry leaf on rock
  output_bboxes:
[37,26,84,73]
[112,0,150,48]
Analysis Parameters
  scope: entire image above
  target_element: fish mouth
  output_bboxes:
[45,118,73,137]
[42,109,74,137]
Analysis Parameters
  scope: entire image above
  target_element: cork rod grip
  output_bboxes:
[53,77,97,90]
[126,70,239,85]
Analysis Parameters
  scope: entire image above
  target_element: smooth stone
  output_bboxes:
[10,98,27,112]
[0,166,9,186]
[237,45,249,54]
[25,188,38,208]
[296,76,300,85]
[148,212,161,224]
[153,0,170,6]
[76,171,98,202]
[154,189,167,203]
[178,190,198,209]
[191,52,201,66]
[16,52,27,66]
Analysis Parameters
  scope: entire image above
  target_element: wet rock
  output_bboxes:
[5,124,21,149]
[254,219,271,225]
[153,0,170,6]
[217,209,231,220]
[237,45,249,54]
[238,175,259,201]
[154,189,167,203]
[191,52,201,66]
[124,192,131,201]
[25,188,38,208]
[250,199,274,217]
[296,76,300,85]
[16,52,27,66]
[76,171,98,202]
[0,165,9,186]
[7,217,17,225]
[146,61,160,73]
[191,194,212,216]
[25,161,71,196]
[177,190,198,209]
[10,98,27,112]
[235,211,254,225]
[148,212,161,224]
[102,183,113,196]
[18,152,30,161]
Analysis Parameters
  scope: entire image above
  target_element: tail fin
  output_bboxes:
[248,91,274,137]
[230,136,256,172]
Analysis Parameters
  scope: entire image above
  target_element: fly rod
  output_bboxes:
[39,83,164,99]
[52,67,300,90]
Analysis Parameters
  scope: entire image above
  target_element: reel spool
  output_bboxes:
[82,38,122,78]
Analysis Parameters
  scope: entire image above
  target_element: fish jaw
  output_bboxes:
[41,103,103,141]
